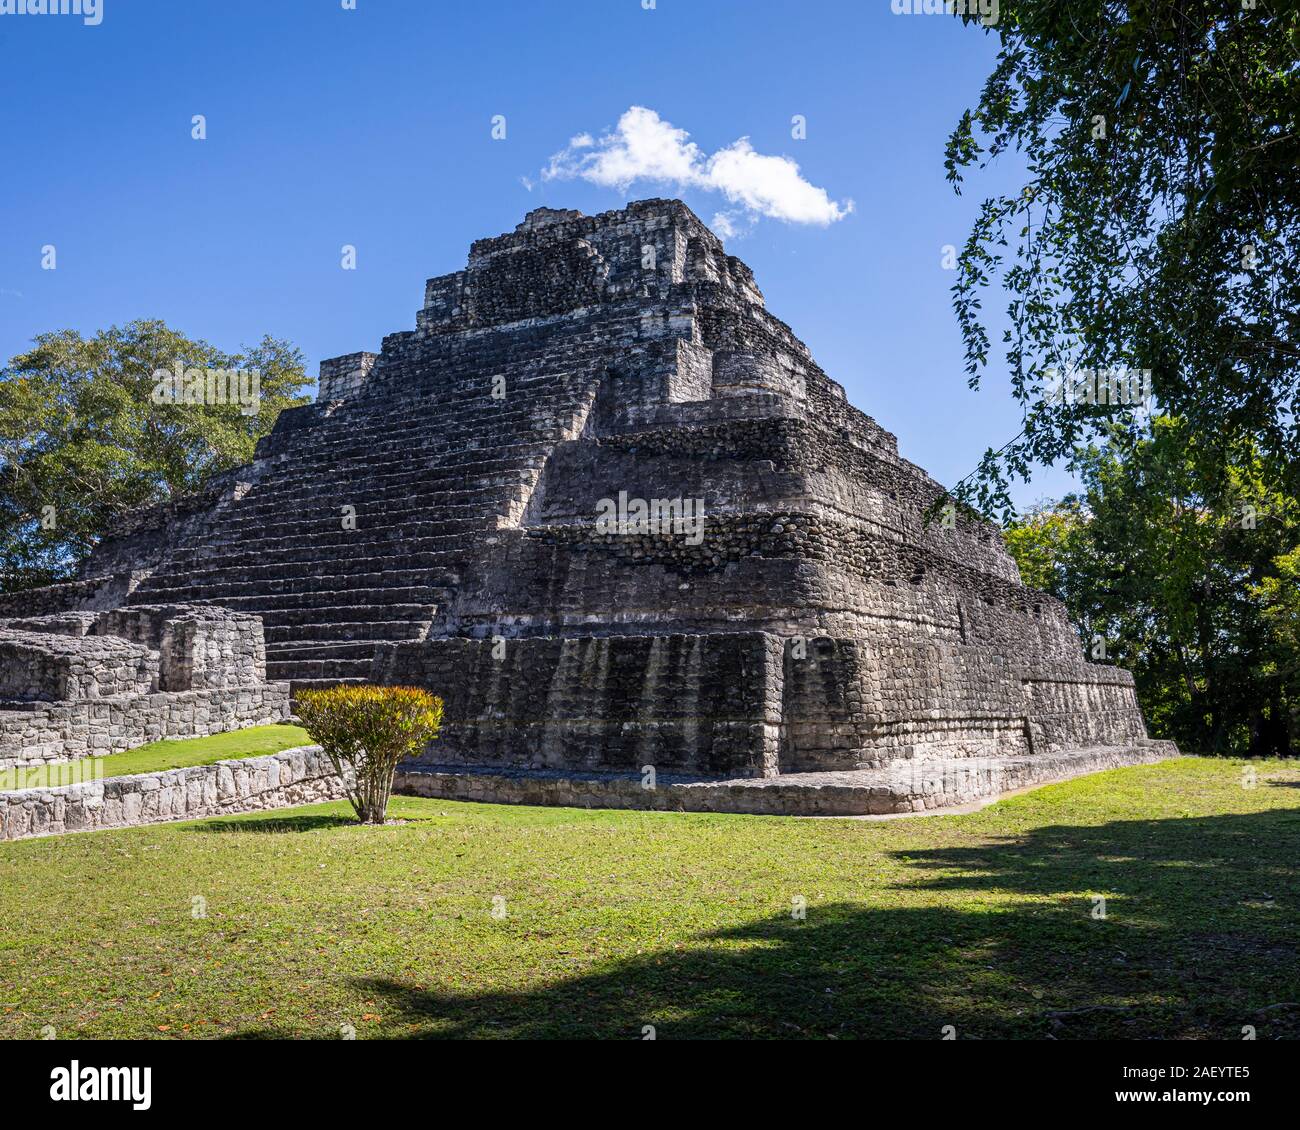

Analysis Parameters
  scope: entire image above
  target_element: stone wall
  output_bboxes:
[711,350,807,400]
[96,605,267,691]
[0,604,288,767]
[0,631,157,701]
[0,683,290,769]
[0,574,135,618]
[318,351,379,402]
[1023,662,1150,752]
[373,632,782,776]
[0,746,346,842]
[3,612,98,637]
[779,637,1032,771]
[378,626,1150,783]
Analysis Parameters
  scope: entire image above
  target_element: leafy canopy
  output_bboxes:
[949,2,1300,519]
[0,319,309,589]
[1004,418,1299,754]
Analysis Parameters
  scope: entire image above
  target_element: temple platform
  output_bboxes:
[396,742,1179,818]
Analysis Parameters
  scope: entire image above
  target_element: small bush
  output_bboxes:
[295,685,443,825]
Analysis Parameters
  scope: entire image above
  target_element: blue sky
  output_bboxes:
[0,0,1073,508]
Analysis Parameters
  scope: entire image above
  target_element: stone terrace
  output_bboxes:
[0,605,289,768]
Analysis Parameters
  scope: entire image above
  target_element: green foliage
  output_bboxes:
[948,2,1300,519]
[1000,496,1086,593]
[0,320,309,590]
[1004,419,1299,754]
[295,686,444,825]
[1254,546,1300,663]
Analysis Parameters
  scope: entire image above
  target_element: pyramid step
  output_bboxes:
[270,641,390,661]
[268,656,378,681]
[173,586,449,611]
[134,552,463,588]
[156,534,478,568]
[212,524,486,556]
[257,603,434,627]
[264,620,429,643]
[128,569,460,601]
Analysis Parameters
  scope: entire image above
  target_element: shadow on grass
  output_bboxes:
[224,807,1300,1039]
[186,813,358,834]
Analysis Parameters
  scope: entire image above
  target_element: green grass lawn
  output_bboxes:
[1,756,1297,1040]
[0,725,311,791]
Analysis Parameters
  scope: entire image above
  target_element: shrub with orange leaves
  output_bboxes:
[295,685,443,825]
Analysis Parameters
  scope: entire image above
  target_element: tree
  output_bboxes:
[1004,418,1299,754]
[1000,496,1087,593]
[1253,546,1300,742]
[295,686,445,825]
[948,2,1300,520]
[0,320,309,590]
[1255,547,1300,662]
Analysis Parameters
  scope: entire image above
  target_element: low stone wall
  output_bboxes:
[0,683,291,769]
[396,742,1179,818]
[0,746,347,842]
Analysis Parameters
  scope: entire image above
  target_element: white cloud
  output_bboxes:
[541,106,852,233]
[710,212,742,240]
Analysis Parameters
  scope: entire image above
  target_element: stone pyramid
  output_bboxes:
[15,199,1173,812]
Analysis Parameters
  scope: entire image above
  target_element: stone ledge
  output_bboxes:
[395,742,1179,818]
[0,745,347,842]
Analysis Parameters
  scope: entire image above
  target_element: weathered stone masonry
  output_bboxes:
[0,747,346,842]
[5,200,1173,810]
[0,605,289,768]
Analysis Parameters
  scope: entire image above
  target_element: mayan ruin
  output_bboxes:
[0,200,1174,814]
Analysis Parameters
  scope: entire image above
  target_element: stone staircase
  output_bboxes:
[125,331,611,691]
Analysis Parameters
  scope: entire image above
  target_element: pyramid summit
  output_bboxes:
[0,199,1174,814]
